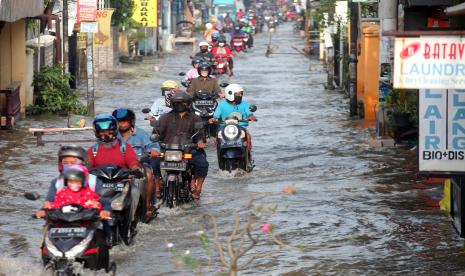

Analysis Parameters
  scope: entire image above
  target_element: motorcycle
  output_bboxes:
[214,105,257,173]
[38,204,116,275]
[231,35,246,52]
[91,165,140,246]
[214,56,229,75]
[192,91,218,139]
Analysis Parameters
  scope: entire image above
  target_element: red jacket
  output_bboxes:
[88,140,140,169]
[212,46,233,58]
[52,187,102,211]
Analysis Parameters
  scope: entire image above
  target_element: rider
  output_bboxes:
[241,21,254,48]
[87,114,143,176]
[195,41,216,65]
[212,36,233,76]
[209,83,257,148]
[184,57,203,82]
[112,108,161,213]
[187,62,222,99]
[155,92,209,200]
[149,80,180,120]
[211,32,220,47]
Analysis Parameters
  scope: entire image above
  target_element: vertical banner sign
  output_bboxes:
[419,89,465,173]
[93,9,114,48]
[394,36,465,89]
[133,0,158,27]
[77,0,97,22]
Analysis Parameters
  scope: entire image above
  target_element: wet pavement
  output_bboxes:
[1,23,465,275]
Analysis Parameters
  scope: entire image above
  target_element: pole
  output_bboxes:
[86,33,95,116]
[349,0,359,117]
[63,0,69,73]
[304,0,311,53]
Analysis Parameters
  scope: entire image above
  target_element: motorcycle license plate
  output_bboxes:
[217,64,224,68]
[50,227,86,238]
[195,100,214,106]
[102,182,124,191]
[161,161,187,171]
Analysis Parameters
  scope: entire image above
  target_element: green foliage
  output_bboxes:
[27,64,86,115]
[110,0,136,29]
[312,0,337,28]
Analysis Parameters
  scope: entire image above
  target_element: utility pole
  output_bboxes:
[86,33,95,116]
[304,0,311,54]
[63,0,69,73]
[348,0,359,117]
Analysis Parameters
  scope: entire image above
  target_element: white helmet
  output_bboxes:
[224,84,244,102]
[199,41,209,48]
[205,23,213,29]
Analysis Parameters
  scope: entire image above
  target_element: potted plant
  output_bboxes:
[384,89,418,141]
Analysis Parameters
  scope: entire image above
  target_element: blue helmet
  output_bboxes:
[93,114,118,142]
[211,32,220,41]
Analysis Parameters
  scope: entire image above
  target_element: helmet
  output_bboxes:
[224,83,244,102]
[197,62,212,76]
[199,41,209,48]
[192,57,203,67]
[112,108,136,128]
[63,166,88,189]
[205,23,213,29]
[58,145,88,162]
[161,80,179,91]
[211,32,220,41]
[93,114,118,143]
[234,25,241,32]
[171,92,193,104]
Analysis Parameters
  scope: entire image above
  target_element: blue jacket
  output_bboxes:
[118,127,160,158]
[213,100,253,128]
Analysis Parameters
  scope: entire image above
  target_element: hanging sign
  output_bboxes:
[394,36,465,89]
[77,0,97,22]
[419,89,465,173]
[93,9,114,48]
[132,0,158,27]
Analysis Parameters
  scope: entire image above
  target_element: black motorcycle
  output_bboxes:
[159,143,194,208]
[39,204,115,275]
[91,165,140,246]
[192,91,218,139]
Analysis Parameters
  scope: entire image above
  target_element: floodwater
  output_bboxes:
[1,23,465,275]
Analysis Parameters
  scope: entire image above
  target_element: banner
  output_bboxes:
[77,0,97,22]
[93,9,114,48]
[394,36,465,89]
[132,0,158,27]
[419,89,465,173]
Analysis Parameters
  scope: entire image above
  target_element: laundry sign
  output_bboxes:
[394,36,465,89]
[419,89,465,173]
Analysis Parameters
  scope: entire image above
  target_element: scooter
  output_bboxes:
[91,165,140,246]
[191,91,218,139]
[38,205,116,275]
[231,35,246,52]
[214,105,257,173]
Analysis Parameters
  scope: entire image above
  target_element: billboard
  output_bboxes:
[419,89,465,173]
[394,36,465,89]
[132,0,158,27]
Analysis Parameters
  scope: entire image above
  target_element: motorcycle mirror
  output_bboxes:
[24,191,40,201]
[161,90,166,96]
[219,82,229,88]
[142,108,151,114]
[194,121,204,130]
[179,72,186,76]
[150,133,160,142]
[181,81,189,88]
[249,105,257,112]
[150,120,160,128]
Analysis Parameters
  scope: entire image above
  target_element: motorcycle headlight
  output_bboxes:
[165,150,183,162]
[45,235,63,257]
[65,231,94,259]
[224,125,239,140]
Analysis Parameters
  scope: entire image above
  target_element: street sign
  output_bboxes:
[80,21,98,33]
[77,0,97,22]
[394,36,465,89]
[132,0,158,27]
[419,89,465,173]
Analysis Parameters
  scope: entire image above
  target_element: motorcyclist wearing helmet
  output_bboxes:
[148,80,180,121]
[87,114,142,175]
[184,57,203,82]
[195,41,216,65]
[209,84,257,150]
[112,108,161,210]
[212,36,234,76]
[241,21,254,48]
[155,92,209,200]
[211,32,220,47]
[187,62,223,99]
[43,145,111,216]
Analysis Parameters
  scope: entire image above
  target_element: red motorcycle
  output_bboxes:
[214,55,229,75]
[231,35,246,52]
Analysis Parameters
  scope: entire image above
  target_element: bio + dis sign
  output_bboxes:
[394,37,465,89]
[419,89,465,173]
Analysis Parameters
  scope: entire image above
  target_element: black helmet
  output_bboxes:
[171,92,193,104]
[197,62,212,76]
[63,168,87,188]
[192,57,203,67]
[218,34,226,43]
[234,25,241,31]
[112,108,136,128]
[93,114,118,143]
[58,145,88,162]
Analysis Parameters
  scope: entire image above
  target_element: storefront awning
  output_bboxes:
[0,0,44,22]
[212,0,235,6]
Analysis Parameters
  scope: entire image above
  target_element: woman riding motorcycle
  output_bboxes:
[149,80,180,120]
[212,36,233,76]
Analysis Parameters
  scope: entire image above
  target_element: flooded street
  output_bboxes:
[1,23,465,275]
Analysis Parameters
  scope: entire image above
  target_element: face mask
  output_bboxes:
[219,43,225,47]
[234,95,242,104]
[100,133,115,143]
[200,48,208,53]
[68,182,82,192]
[173,103,188,113]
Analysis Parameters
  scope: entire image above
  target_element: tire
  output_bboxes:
[121,207,137,246]
[166,181,175,208]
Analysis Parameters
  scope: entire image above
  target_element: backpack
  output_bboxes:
[92,138,126,158]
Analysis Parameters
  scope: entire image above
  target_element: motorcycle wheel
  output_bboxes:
[165,180,175,208]
[121,208,137,246]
